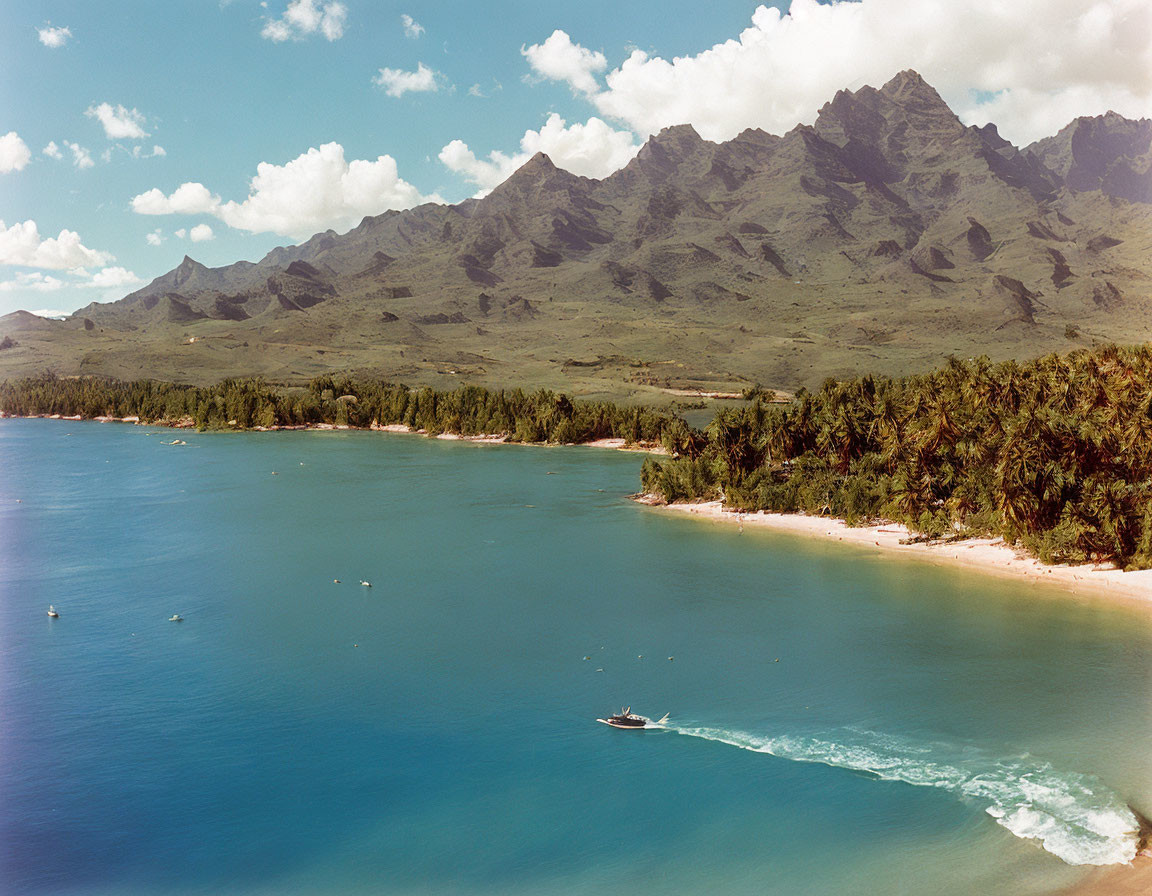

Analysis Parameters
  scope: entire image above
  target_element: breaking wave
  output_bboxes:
[664,723,1138,866]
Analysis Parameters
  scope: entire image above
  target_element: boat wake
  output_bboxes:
[665,723,1138,866]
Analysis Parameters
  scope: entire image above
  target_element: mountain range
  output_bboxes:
[3,70,1150,401]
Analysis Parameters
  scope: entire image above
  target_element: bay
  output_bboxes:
[2,419,1150,895]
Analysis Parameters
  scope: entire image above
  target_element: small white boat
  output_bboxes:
[169,614,183,622]
[360,580,372,588]
[47,605,59,618]
[597,707,669,729]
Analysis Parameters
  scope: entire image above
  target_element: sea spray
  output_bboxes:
[664,723,1138,866]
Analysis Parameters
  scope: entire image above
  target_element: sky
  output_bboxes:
[2,0,1150,317]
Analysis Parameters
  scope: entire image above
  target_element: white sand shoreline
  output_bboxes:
[0,413,667,454]
[649,498,1152,608]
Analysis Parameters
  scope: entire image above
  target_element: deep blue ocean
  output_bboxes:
[2,419,1150,895]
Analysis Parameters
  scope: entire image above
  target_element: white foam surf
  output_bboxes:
[665,723,1138,866]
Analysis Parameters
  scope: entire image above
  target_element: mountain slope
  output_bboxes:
[3,70,1151,401]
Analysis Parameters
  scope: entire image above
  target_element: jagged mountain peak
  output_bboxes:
[880,69,934,100]
[21,69,1151,398]
[517,151,559,174]
[734,127,779,146]
[816,70,961,139]
[638,123,709,159]
[973,122,1013,151]
[611,123,715,189]
[479,151,589,209]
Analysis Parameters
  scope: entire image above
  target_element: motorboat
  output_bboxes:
[47,605,59,618]
[169,614,183,622]
[597,707,669,729]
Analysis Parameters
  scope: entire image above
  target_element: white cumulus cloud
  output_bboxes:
[42,141,63,160]
[132,182,221,216]
[401,14,424,39]
[262,0,347,42]
[530,0,1152,146]
[0,219,115,270]
[145,229,165,246]
[0,273,66,294]
[87,266,143,288]
[0,132,32,173]
[131,143,439,238]
[373,62,442,97]
[522,30,608,96]
[0,266,143,299]
[86,102,150,140]
[37,24,72,48]
[440,114,640,194]
[188,224,214,242]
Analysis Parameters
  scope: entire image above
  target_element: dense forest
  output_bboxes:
[0,374,685,447]
[642,345,1152,569]
[5,344,1152,569]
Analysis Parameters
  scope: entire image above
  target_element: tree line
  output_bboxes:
[6,343,1152,568]
[641,345,1152,569]
[0,374,684,447]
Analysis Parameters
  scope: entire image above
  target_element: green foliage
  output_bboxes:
[641,345,1152,568]
[0,373,683,448]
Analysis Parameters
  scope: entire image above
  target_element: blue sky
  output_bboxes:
[2,0,1148,316]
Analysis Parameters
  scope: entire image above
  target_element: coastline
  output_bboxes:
[646,498,1152,608]
[0,412,667,455]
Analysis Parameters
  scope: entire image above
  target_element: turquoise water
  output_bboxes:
[2,419,1150,895]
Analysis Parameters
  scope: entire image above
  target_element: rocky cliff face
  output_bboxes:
[6,71,1152,396]
[1027,112,1152,203]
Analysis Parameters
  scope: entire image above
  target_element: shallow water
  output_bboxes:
[1,419,1150,894]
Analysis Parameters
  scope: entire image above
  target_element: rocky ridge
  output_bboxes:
[4,70,1151,398]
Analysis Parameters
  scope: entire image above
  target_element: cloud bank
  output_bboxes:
[525,0,1152,146]
[522,30,607,96]
[132,143,438,238]
[0,219,114,270]
[440,114,640,193]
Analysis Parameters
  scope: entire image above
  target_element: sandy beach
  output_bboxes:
[369,422,667,453]
[649,499,1152,607]
[1064,855,1152,894]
